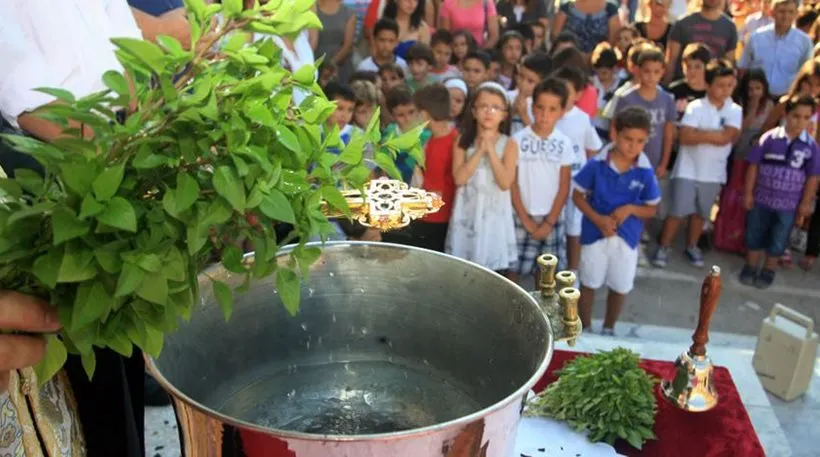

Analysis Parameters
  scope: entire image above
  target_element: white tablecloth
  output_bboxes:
[513,416,625,457]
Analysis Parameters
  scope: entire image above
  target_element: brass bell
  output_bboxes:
[660,266,722,412]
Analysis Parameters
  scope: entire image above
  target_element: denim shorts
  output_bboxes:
[745,205,796,256]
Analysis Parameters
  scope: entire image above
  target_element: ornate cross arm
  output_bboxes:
[322,178,445,232]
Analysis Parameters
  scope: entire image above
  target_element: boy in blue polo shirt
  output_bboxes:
[573,107,661,335]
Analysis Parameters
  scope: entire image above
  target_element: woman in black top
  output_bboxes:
[495,0,549,31]
[635,0,672,50]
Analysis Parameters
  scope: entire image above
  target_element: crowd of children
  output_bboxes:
[317,0,820,335]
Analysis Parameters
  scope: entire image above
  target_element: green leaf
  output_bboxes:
[132,148,168,169]
[35,87,76,103]
[294,246,321,279]
[293,64,316,85]
[224,32,251,53]
[338,133,365,165]
[213,280,233,321]
[174,173,200,213]
[222,0,244,17]
[258,189,295,223]
[103,70,129,95]
[137,273,168,305]
[246,103,276,128]
[92,163,125,201]
[57,242,97,283]
[162,247,186,282]
[202,198,233,225]
[111,38,166,73]
[32,248,65,289]
[387,124,425,151]
[116,262,145,297]
[212,166,246,211]
[97,197,137,232]
[156,35,186,56]
[374,153,402,180]
[15,169,44,194]
[221,245,246,273]
[52,207,90,245]
[33,335,68,386]
[137,253,163,273]
[275,267,301,315]
[186,224,208,256]
[60,163,96,196]
[79,194,105,219]
[72,280,111,330]
[0,178,23,199]
[81,351,97,380]
[320,185,350,217]
[142,323,164,359]
[276,126,300,153]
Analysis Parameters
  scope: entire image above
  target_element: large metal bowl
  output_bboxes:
[147,242,553,457]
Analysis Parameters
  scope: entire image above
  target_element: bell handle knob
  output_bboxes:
[690,265,722,356]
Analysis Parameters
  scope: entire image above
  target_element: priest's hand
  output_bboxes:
[0,291,62,392]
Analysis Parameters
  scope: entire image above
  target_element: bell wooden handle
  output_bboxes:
[690,266,722,356]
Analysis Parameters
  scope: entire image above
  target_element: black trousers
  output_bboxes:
[806,198,820,258]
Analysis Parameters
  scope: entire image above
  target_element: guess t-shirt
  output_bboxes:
[512,126,575,216]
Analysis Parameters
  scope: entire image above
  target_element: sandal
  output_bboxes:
[780,251,793,270]
[799,255,816,271]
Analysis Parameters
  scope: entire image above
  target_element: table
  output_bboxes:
[532,350,766,457]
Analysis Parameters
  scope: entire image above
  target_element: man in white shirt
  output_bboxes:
[739,0,813,97]
[0,2,147,456]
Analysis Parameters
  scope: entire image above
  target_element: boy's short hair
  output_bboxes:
[785,94,818,113]
[413,83,451,121]
[350,80,380,106]
[385,86,414,112]
[463,50,491,69]
[324,82,356,103]
[637,48,666,67]
[521,52,553,78]
[514,23,535,42]
[591,42,621,69]
[619,25,639,39]
[551,46,589,77]
[431,29,453,47]
[613,106,652,133]
[551,66,587,92]
[681,43,712,65]
[532,77,570,109]
[796,6,818,29]
[378,62,405,79]
[374,18,400,38]
[627,40,654,66]
[704,58,736,84]
[552,30,579,49]
[406,43,435,66]
[349,70,379,85]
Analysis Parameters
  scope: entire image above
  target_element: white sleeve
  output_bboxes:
[104,0,144,40]
[727,104,743,130]
[680,101,701,129]
[583,118,603,151]
[0,5,60,127]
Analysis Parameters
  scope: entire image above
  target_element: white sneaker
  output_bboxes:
[637,245,650,267]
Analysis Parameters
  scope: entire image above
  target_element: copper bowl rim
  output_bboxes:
[145,241,554,442]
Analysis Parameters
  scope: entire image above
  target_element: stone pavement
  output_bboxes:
[145,245,820,457]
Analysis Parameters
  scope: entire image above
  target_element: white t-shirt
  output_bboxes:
[556,106,603,179]
[0,0,142,126]
[513,126,575,216]
[672,97,743,184]
[357,56,408,73]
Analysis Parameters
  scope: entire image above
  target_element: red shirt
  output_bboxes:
[422,128,457,223]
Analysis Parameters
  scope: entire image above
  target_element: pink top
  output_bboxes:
[439,0,496,47]
[577,84,598,118]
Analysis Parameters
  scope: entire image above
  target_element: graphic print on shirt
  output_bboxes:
[518,134,568,161]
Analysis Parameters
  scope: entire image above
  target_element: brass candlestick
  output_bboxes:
[532,254,582,346]
[323,178,444,231]
[661,265,722,412]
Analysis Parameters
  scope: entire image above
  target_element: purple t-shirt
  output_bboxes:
[611,86,676,167]
[747,127,820,211]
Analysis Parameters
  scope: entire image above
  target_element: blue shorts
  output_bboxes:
[745,205,796,256]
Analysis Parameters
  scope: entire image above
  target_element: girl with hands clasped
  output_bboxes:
[447,82,519,272]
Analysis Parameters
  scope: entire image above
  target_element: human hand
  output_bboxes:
[610,205,633,225]
[655,166,667,179]
[0,291,62,392]
[798,201,814,224]
[594,214,618,237]
[743,194,755,211]
[515,96,528,116]
[532,221,554,240]
[522,217,539,235]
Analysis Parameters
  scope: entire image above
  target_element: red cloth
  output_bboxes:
[713,159,749,254]
[576,84,599,118]
[422,128,457,223]
[534,350,765,457]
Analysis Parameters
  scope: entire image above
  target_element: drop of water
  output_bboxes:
[332,314,337,323]
[318,336,323,346]
[363,392,374,406]
[360,327,369,335]
[308,288,315,297]
[287,389,296,399]
[388,341,393,348]
[306,340,311,351]
[329,272,335,277]
[301,323,308,331]
[357,287,365,294]
[423,359,430,366]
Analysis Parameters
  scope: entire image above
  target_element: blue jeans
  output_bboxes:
[746,205,796,256]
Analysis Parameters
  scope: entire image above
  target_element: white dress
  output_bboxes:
[446,135,518,271]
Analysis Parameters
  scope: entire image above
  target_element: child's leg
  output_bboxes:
[603,290,626,330]
[688,214,705,247]
[509,214,531,284]
[689,182,722,248]
[763,210,797,271]
[658,178,695,248]
[602,236,638,331]
[566,202,583,271]
[567,236,581,271]
[579,286,596,329]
